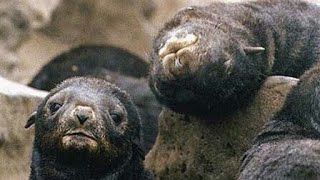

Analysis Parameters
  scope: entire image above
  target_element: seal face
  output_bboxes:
[26,77,151,179]
[149,6,266,118]
[37,78,133,157]
[28,44,160,153]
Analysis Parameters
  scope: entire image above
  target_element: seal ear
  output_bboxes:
[25,111,37,128]
[244,46,265,54]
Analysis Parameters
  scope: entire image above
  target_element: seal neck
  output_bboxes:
[30,147,144,179]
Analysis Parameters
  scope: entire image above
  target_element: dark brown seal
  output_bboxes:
[25,77,153,180]
[29,44,149,90]
[28,44,161,153]
[239,63,320,179]
[149,0,320,118]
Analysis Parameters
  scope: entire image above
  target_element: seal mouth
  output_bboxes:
[64,129,97,141]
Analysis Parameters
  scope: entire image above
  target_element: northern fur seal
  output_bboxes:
[28,44,161,153]
[149,0,320,118]
[25,77,153,179]
[239,63,320,179]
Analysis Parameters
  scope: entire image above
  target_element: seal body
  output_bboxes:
[29,44,161,153]
[29,44,149,90]
[149,0,320,118]
[239,64,320,179]
[26,77,153,180]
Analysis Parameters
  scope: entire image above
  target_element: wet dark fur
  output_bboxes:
[149,0,320,118]
[27,77,153,180]
[29,44,149,90]
[239,64,320,179]
[28,44,161,153]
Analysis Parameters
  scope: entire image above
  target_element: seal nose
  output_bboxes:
[158,33,199,78]
[73,106,94,125]
[77,114,89,124]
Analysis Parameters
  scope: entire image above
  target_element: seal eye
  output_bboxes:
[49,102,62,114]
[110,112,122,125]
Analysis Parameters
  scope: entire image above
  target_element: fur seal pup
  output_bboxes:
[28,44,161,153]
[239,63,320,179]
[25,77,153,180]
[149,0,320,118]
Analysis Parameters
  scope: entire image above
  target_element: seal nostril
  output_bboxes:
[73,106,94,124]
[77,114,89,124]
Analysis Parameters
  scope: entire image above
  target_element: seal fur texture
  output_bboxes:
[149,0,320,118]
[239,63,320,179]
[26,77,153,180]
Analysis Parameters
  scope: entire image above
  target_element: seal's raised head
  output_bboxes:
[149,5,267,118]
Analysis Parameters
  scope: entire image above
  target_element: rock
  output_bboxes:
[0,0,60,78]
[21,0,62,29]
[0,127,8,147]
[15,33,70,84]
[0,0,31,77]
[0,76,47,179]
[145,76,298,179]
[40,0,155,58]
[137,0,157,19]
[0,0,31,51]
[0,0,60,50]
[0,47,20,77]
